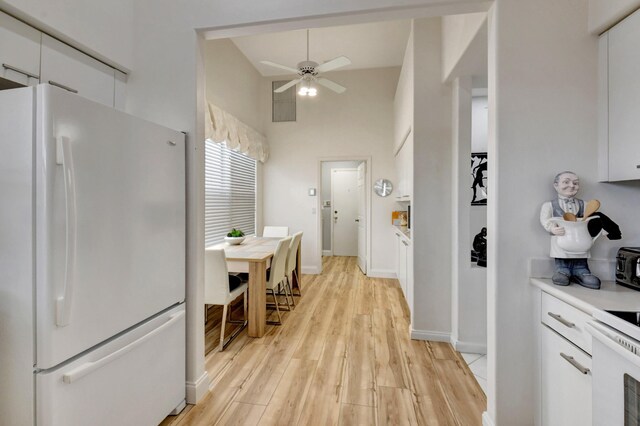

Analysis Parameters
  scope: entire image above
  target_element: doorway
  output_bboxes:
[319,158,369,274]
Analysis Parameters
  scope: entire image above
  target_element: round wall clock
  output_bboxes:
[373,178,393,197]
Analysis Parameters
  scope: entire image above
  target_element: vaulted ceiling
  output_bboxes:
[230,20,412,77]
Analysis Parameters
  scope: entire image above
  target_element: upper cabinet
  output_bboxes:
[0,11,41,87]
[599,8,640,182]
[114,70,127,111]
[394,30,413,154]
[395,129,413,201]
[0,10,123,108]
[394,28,414,201]
[41,35,116,107]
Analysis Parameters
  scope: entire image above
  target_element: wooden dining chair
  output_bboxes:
[265,236,292,325]
[204,248,248,351]
[263,226,289,238]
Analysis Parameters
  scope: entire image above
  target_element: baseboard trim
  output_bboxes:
[185,371,210,404]
[367,269,397,279]
[322,250,332,256]
[482,411,495,426]
[451,339,487,354]
[302,266,321,274]
[410,329,451,342]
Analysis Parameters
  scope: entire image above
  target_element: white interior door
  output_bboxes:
[331,168,358,257]
[356,163,366,273]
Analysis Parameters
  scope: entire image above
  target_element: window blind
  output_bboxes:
[205,140,256,247]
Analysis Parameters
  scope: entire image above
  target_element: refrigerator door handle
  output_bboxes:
[55,136,77,327]
[62,310,185,384]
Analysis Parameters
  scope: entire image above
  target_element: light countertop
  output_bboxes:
[531,278,640,315]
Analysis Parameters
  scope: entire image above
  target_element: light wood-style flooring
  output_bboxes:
[162,256,486,425]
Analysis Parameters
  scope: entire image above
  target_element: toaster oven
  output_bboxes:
[616,247,640,290]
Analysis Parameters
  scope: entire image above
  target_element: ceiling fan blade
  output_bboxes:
[316,78,346,94]
[273,78,302,93]
[315,56,351,73]
[260,60,300,74]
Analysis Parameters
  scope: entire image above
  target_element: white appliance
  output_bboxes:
[587,310,640,426]
[0,85,186,426]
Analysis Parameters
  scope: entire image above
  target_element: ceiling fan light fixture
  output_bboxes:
[298,79,316,97]
[298,80,309,95]
[263,28,351,96]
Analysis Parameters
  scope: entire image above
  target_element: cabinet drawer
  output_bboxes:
[541,325,592,426]
[541,292,592,354]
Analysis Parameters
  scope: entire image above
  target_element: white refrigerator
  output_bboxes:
[0,85,186,425]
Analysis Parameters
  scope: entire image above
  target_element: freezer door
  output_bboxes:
[35,84,186,369]
[37,304,185,426]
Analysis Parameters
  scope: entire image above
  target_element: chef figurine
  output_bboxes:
[539,171,601,289]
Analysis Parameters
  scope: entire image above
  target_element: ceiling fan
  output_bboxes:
[260,29,351,96]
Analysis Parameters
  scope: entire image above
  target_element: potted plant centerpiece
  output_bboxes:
[224,228,245,245]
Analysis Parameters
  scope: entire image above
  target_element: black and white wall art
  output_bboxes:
[471,152,487,206]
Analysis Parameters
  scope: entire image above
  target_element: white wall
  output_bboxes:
[394,28,413,152]
[441,12,487,81]
[451,77,487,354]
[204,39,264,133]
[321,161,362,252]
[2,0,489,406]
[15,2,635,423]
[488,0,640,423]
[411,18,453,338]
[471,96,488,152]
[589,0,640,34]
[262,67,398,276]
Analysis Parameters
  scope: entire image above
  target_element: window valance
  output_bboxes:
[205,102,269,163]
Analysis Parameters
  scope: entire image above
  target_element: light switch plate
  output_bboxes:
[308,188,316,196]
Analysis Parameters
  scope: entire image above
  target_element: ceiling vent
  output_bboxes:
[272,81,296,122]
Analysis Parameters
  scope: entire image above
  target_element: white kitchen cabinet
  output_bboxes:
[114,70,127,110]
[0,11,41,87]
[395,146,406,200]
[599,8,640,181]
[394,130,413,201]
[40,34,115,107]
[541,325,592,426]
[541,291,592,354]
[397,232,407,295]
[537,291,592,426]
[394,229,412,309]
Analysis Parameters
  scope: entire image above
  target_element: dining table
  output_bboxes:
[207,236,301,338]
